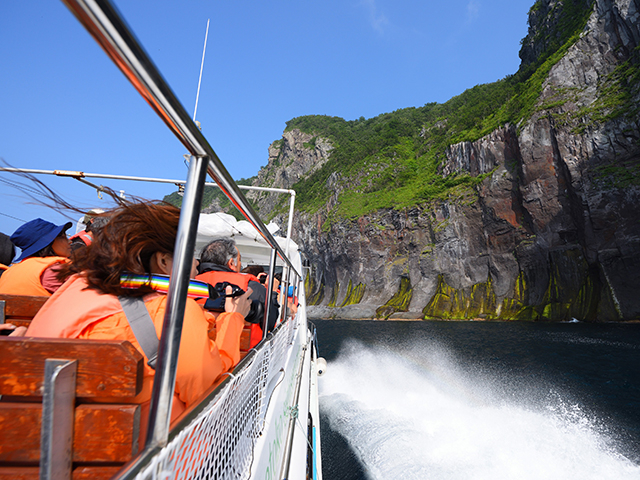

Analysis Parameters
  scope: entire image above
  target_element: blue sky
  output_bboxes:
[1,0,533,237]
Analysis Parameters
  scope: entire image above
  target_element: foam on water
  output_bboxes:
[319,339,640,480]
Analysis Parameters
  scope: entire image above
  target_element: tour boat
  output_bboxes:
[0,0,324,478]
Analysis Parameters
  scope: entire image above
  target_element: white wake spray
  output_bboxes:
[319,339,640,480]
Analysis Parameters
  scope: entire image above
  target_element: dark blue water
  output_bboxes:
[313,320,640,480]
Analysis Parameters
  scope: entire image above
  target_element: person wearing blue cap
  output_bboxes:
[0,218,72,296]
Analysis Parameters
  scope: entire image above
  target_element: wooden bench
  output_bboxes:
[208,322,254,360]
[0,337,144,480]
[0,294,49,329]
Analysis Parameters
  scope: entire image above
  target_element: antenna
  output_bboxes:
[193,19,210,123]
[184,19,210,170]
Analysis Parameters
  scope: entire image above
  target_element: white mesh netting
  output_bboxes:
[130,315,299,480]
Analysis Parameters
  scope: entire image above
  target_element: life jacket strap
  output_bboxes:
[118,296,159,370]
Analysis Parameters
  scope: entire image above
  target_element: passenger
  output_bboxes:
[0,232,29,336]
[242,264,264,278]
[0,218,72,296]
[284,285,299,319]
[0,232,15,277]
[26,202,251,426]
[197,238,280,344]
[271,273,298,324]
[242,266,273,298]
[69,209,109,252]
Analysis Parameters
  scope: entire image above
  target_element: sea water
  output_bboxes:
[314,320,640,480]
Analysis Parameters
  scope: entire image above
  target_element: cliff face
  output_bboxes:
[253,0,640,321]
[245,129,333,214]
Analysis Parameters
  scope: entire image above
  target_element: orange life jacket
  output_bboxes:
[196,270,264,347]
[196,270,258,290]
[0,256,67,296]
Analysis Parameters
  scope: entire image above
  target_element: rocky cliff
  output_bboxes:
[236,0,640,321]
[245,129,333,214]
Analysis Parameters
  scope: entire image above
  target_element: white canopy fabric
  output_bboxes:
[195,212,302,275]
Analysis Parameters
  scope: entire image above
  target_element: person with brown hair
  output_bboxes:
[27,201,251,428]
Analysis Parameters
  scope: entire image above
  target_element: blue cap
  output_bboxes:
[10,218,72,262]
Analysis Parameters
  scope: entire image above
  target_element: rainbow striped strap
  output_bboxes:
[120,272,212,299]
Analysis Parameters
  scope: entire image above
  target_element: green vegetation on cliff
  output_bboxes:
[282,0,597,220]
[574,44,640,134]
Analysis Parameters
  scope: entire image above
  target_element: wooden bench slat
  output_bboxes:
[0,402,140,465]
[0,337,144,397]
[0,295,48,319]
[0,466,122,480]
[72,466,124,480]
[0,467,39,480]
[0,403,140,463]
[2,318,30,329]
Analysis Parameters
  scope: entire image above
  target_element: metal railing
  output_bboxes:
[0,166,298,269]
[59,0,300,455]
[112,312,302,480]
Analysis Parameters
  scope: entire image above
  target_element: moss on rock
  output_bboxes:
[376,276,413,319]
[340,279,366,307]
[327,282,340,308]
[423,274,498,320]
[304,269,325,306]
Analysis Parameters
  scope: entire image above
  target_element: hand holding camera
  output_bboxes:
[224,285,252,318]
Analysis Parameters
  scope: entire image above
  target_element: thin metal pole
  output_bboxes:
[144,154,209,448]
[284,190,296,254]
[0,167,296,194]
[281,191,296,323]
[263,248,277,340]
[192,19,209,122]
[281,269,290,324]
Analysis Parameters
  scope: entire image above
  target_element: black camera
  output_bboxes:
[203,281,264,325]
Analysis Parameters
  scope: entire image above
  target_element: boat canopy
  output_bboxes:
[196,212,302,273]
